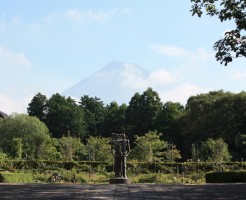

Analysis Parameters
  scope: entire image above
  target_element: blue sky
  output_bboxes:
[1,0,245,114]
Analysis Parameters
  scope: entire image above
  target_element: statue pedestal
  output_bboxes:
[109,178,131,184]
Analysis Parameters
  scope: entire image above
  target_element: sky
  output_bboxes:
[0,0,245,115]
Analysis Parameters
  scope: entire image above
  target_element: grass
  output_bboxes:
[0,168,206,184]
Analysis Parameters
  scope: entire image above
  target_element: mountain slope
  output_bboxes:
[63,61,150,104]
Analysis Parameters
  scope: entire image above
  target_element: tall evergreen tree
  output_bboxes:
[102,102,127,137]
[79,95,105,137]
[46,94,85,138]
[126,88,162,137]
[27,92,48,122]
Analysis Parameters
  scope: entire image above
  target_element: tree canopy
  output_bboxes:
[0,114,50,159]
[191,0,246,65]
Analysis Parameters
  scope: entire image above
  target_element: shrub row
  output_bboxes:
[206,171,246,183]
[0,172,33,183]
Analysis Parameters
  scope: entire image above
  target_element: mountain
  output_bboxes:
[63,61,150,104]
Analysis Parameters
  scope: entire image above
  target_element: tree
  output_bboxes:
[27,92,48,122]
[79,95,105,137]
[0,114,50,159]
[86,136,112,162]
[126,88,162,137]
[129,131,167,162]
[125,92,142,136]
[235,134,246,160]
[58,136,86,161]
[46,94,86,138]
[199,138,231,163]
[102,102,127,137]
[157,101,185,145]
[182,90,246,160]
[164,142,182,162]
[191,0,246,65]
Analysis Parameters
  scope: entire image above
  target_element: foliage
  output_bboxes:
[79,95,105,137]
[59,136,86,161]
[0,152,8,160]
[164,142,182,161]
[199,138,231,163]
[157,101,185,144]
[0,172,33,183]
[27,92,48,122]
[130,131,167,162]
[235,134,246,160]
[183,90,246,160]
[191,0,246,65]
[102,102,127,137]
[206,171,246,183]
[42,138,62,160]
[23,89,246,162]
[0,114,50,159]
[126,88,162,137]
[46,94,86,138]
[86,136,112,162]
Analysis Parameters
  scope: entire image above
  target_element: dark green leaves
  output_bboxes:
[191,0,246,65]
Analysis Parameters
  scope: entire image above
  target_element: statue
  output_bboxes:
[109,133,131,184]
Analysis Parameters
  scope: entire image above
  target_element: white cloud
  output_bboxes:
[121,64,176,90]
[0,94,32,115]
[159,83,209,105]
[65,9,84,22]
[150,44,191,57]
[121,63,148,89]
[65,8,130,23]
[150,44,213,62]
[233,71,246,79]
[148,70,176,87]
[119,63,208,104]
[0,46,32,69]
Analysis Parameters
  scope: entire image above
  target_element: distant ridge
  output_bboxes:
[63,61,150,104]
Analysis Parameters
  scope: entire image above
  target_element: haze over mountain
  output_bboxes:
[63,61,207,105]
[63,61,150,104]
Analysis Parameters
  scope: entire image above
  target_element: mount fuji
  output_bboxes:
[63,61,150,104]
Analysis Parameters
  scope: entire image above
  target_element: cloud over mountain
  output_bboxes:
[64,61,206,105]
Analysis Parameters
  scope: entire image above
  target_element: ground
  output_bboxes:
[0,183,246,199]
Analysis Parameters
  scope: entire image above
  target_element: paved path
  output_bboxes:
[0,183,245,199]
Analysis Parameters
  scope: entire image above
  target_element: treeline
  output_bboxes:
[1,88,246,162]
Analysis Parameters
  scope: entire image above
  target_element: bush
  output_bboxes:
[0,172,33,183]
[63,161,78,170]
[206,171,246,183]
[137,174,157,183]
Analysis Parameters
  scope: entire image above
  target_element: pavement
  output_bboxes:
[0,183,246,199]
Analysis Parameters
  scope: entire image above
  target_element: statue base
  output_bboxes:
[109,178,131,184]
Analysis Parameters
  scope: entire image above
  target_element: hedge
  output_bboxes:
[205,171,246,183]
[0,172,33,183]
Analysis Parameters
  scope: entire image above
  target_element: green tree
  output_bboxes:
[125,92,142,136]
[199,138,231,163]
[86,136,112,162]
[102,102,127,137]
[27,92,48,122]
[182,90,246,160]
[46,94,86,138]
[79,95,105,137]
[126,88,162,137]
[191,0,246,65]
[235,134,246,160]
[0,114,50,159]
[59,136,85,161]
[164,142,182,162]
[130,131,167,162]
[43,138,62,160]
[157,101,185,145]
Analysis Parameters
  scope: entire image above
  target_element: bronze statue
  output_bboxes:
[110,133,130,183]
